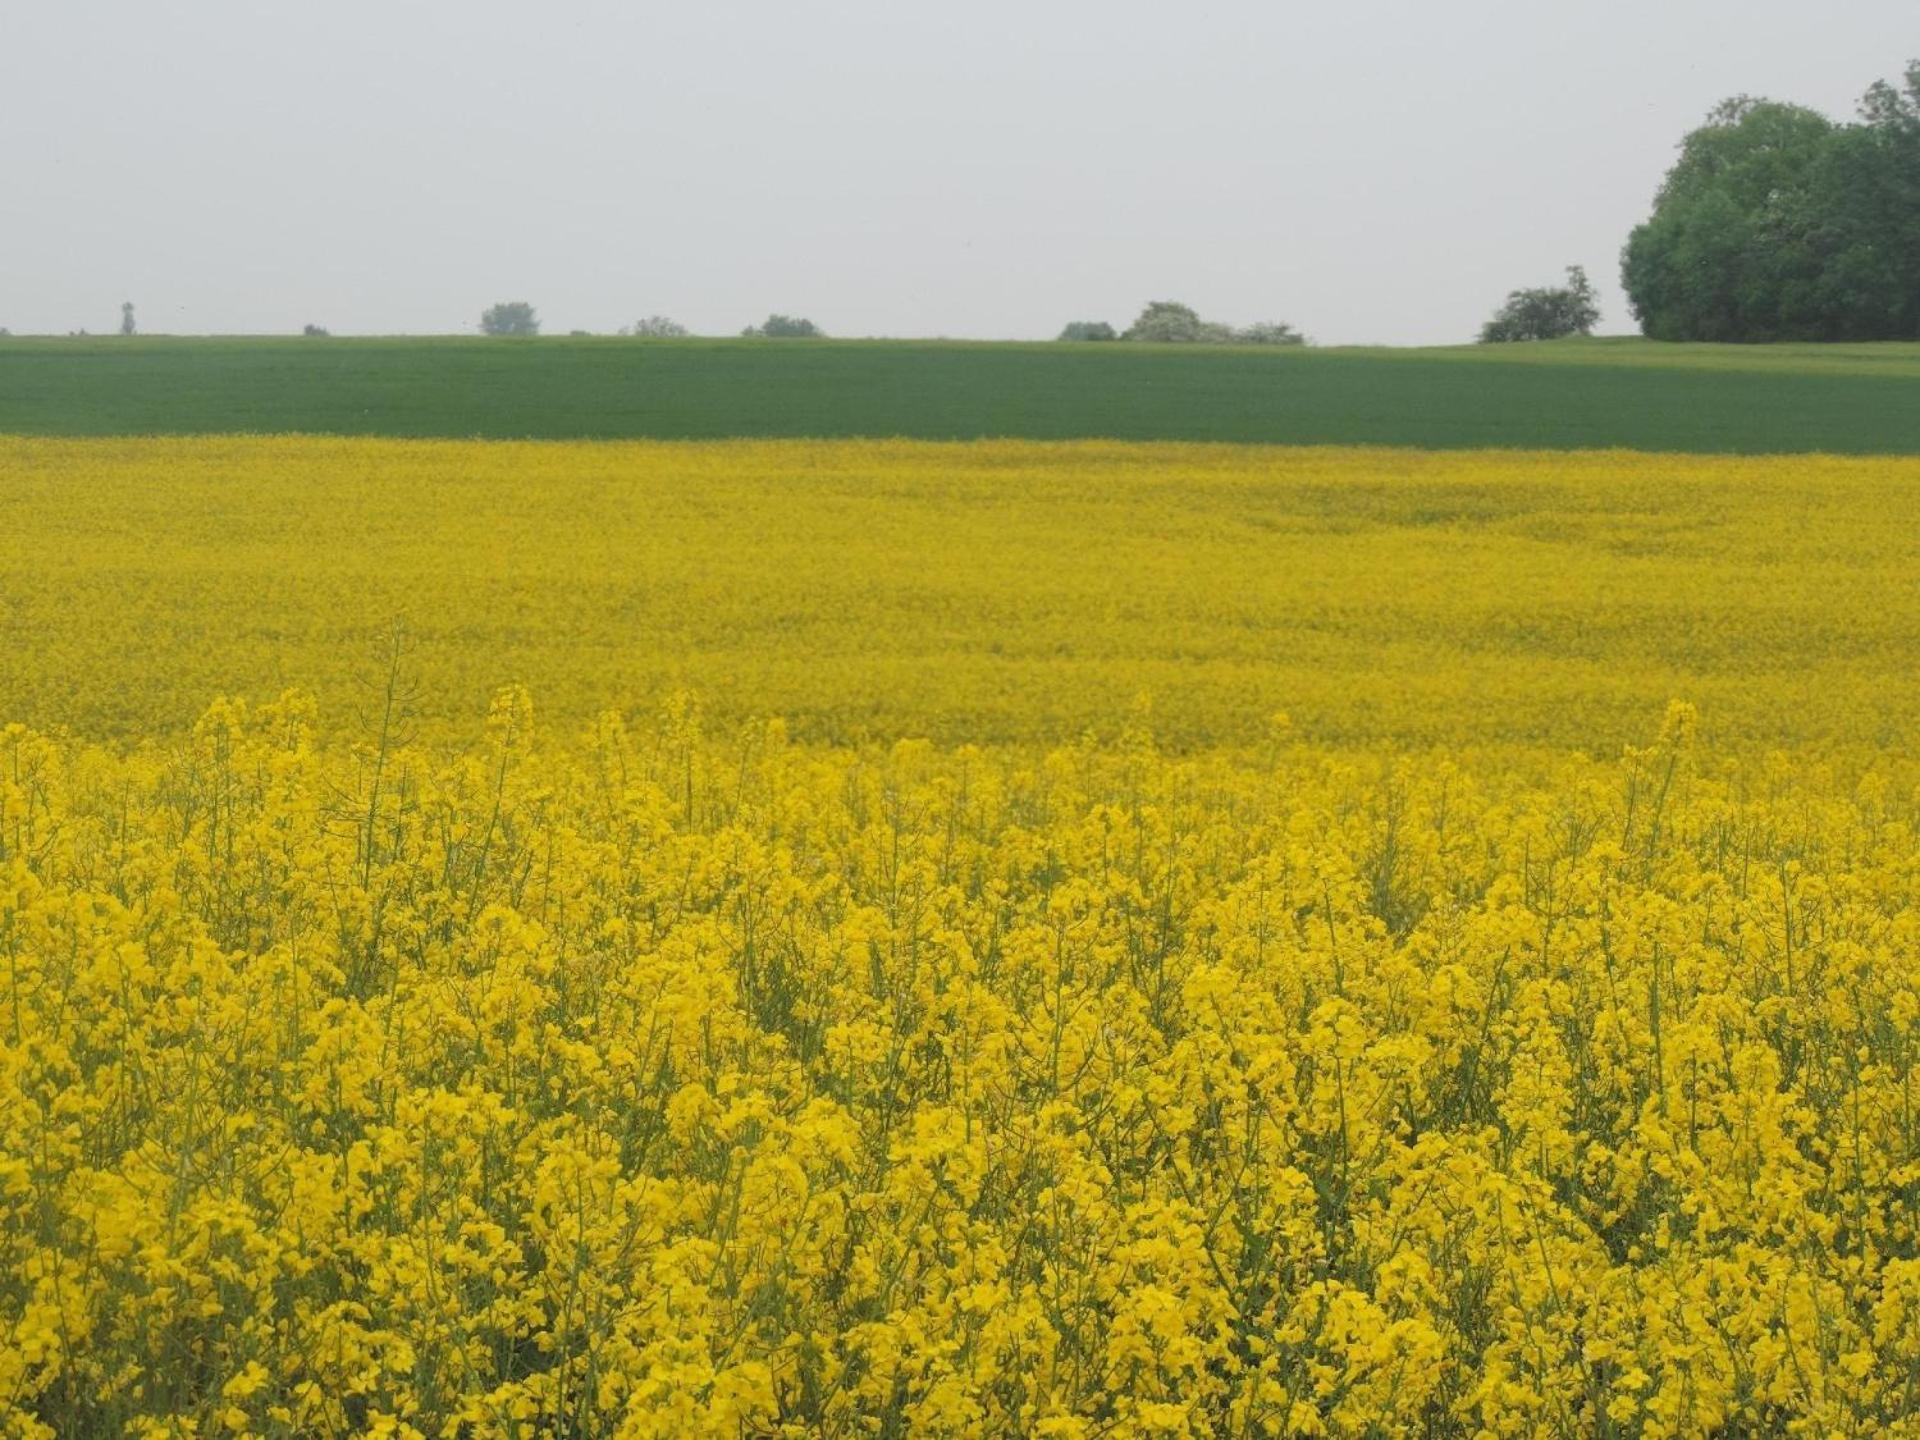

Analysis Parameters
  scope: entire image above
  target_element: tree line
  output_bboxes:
[477,56,1914,356]
[475,305,825,339]
[1478,58,1918,345]
[31,61,1914,350]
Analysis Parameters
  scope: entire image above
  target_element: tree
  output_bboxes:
[1057,320,1116,342]
[630,315,689,338]
[480,301,540,337]
[303,324,330,337]
[121,302,136,337]
[1478,266,1601,343]
[1621,63,1920,341]
[743,314,822,338]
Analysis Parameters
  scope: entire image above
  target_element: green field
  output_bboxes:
[3,335,1918,451]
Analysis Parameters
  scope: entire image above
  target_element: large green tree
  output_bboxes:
[1622,62,1920,341]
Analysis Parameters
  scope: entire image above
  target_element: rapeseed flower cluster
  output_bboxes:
[5,692,1918,1436]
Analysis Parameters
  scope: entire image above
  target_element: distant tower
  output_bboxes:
[121,302,136,336]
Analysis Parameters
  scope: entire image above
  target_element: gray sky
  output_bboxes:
[3,1,1914,344]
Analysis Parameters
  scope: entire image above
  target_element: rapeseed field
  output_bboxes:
[3,437,1917,748]
[4,437,1920,1437]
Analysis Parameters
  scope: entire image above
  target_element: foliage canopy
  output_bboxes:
[1622,63,1920,341]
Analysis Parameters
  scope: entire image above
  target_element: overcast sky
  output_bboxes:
[2,1,1914,345]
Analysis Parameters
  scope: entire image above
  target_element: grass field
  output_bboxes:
[4,436,1917,749]
[3,335,1919,451]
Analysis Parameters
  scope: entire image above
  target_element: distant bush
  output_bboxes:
[743,314,822,339]
[1235,321,1307,346]
[1122,301,1305,345]
[629,316,690,338]
[302,324,330,338]
[1124,301,1219,343]
[480,302,540,337]
[1479,266,1600,343]
[1057,321,1117,342]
